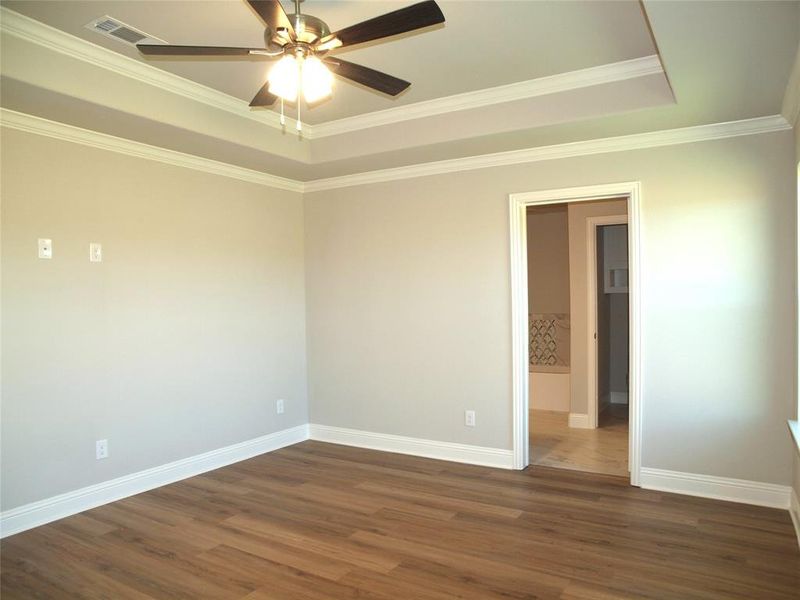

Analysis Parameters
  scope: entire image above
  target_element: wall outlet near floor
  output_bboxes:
[38,238,52,259]
[465,410,476,427]
[276,399,285,415]
[96,439,109,460]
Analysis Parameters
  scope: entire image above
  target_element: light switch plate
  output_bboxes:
[96,439,108,460]
[89,243,102,262]
[465,410,476,427]
[38,238,52,259]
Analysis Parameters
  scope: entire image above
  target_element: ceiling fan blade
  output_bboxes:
[247,0,295,38]
[249,82,279,107]
[324,58,410,96]
[320,0,444,50]
[137,44,265,56]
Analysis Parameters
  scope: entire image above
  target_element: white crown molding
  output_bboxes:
[0,424,309,538]
[0,8,664,141]
[639,467,791,509]
[308,424,514,469]
[305,115,792,192]
[1,6,666,141]
[0,108,304,193]
[312,55,664,138]
[3,107,789,194]
[781,42,800,128]
[0,6,288,132]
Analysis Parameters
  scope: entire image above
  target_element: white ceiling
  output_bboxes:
[1,0,657,124]
[0,0,798,180]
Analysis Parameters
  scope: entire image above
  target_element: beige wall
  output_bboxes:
[305,131,796,486]
[526,205,570,315]
[1,129,308,510]
[526,205,571,412]
[2,125,797,512]
[568,200,627,415]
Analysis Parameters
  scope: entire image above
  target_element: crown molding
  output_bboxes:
[311,55,664,138]
[0,7,288,132]
[1,8,669,141]
[781,43,800,128]
[0,108,304,193]
[2,108,788,194]
[305,115,791,192]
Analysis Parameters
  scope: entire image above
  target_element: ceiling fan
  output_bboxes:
[137,0,445,127]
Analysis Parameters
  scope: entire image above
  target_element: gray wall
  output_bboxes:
[597,227,611,403]
[602,224,629,396]
[305,131,797,486]
[1,129,309,510]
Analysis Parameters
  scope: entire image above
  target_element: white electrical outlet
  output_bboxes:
[38,238,52,259]
[89,243,102,262]
[96,439,109,460]
[276,399,285,414]
[465,410,476,427]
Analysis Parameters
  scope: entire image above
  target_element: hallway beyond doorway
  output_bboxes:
[530,405,629,476]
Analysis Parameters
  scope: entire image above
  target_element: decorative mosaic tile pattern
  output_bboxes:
[530,313,570,371]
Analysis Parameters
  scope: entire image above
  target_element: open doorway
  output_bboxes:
[526,200,630,477]
[591,221,630,471]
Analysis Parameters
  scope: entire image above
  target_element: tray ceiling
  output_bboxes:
[1,0,657,124]
[1,0,798,181]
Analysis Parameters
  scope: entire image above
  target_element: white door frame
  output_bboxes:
[509,182,643,486]
[587,214,629,430]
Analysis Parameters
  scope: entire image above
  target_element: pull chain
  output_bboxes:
[296,100,302,132]
[280,98,285,126]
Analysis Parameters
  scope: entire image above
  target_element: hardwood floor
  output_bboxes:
[2,440,798,599]
[531,405,629,476]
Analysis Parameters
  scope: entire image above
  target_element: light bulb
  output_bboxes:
[268,55,299,102]
[302,55,333,103]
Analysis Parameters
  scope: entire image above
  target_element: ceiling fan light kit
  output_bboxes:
[137,0,445,133]
[268,52,334,104]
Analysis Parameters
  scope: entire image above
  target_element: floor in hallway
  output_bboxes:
[530,404,629,476]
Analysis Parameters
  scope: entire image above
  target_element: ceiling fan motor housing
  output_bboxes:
[269,13,330,46]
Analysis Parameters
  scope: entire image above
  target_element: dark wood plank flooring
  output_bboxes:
[2,440,798,599]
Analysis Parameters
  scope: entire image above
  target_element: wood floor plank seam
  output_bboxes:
[2,440,798,599]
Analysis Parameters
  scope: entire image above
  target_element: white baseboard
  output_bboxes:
[790,489,800,549]
[308,424,514,469]
[568,413,591,429]
[610,392,629,405]
[639,467,791,509]
[0,424,309,539]
[5,422,792,540]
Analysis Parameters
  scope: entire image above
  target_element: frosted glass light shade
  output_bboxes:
[302,56,333,103]
[268,55,299,102]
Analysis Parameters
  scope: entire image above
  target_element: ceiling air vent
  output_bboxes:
[84,16,165,47]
